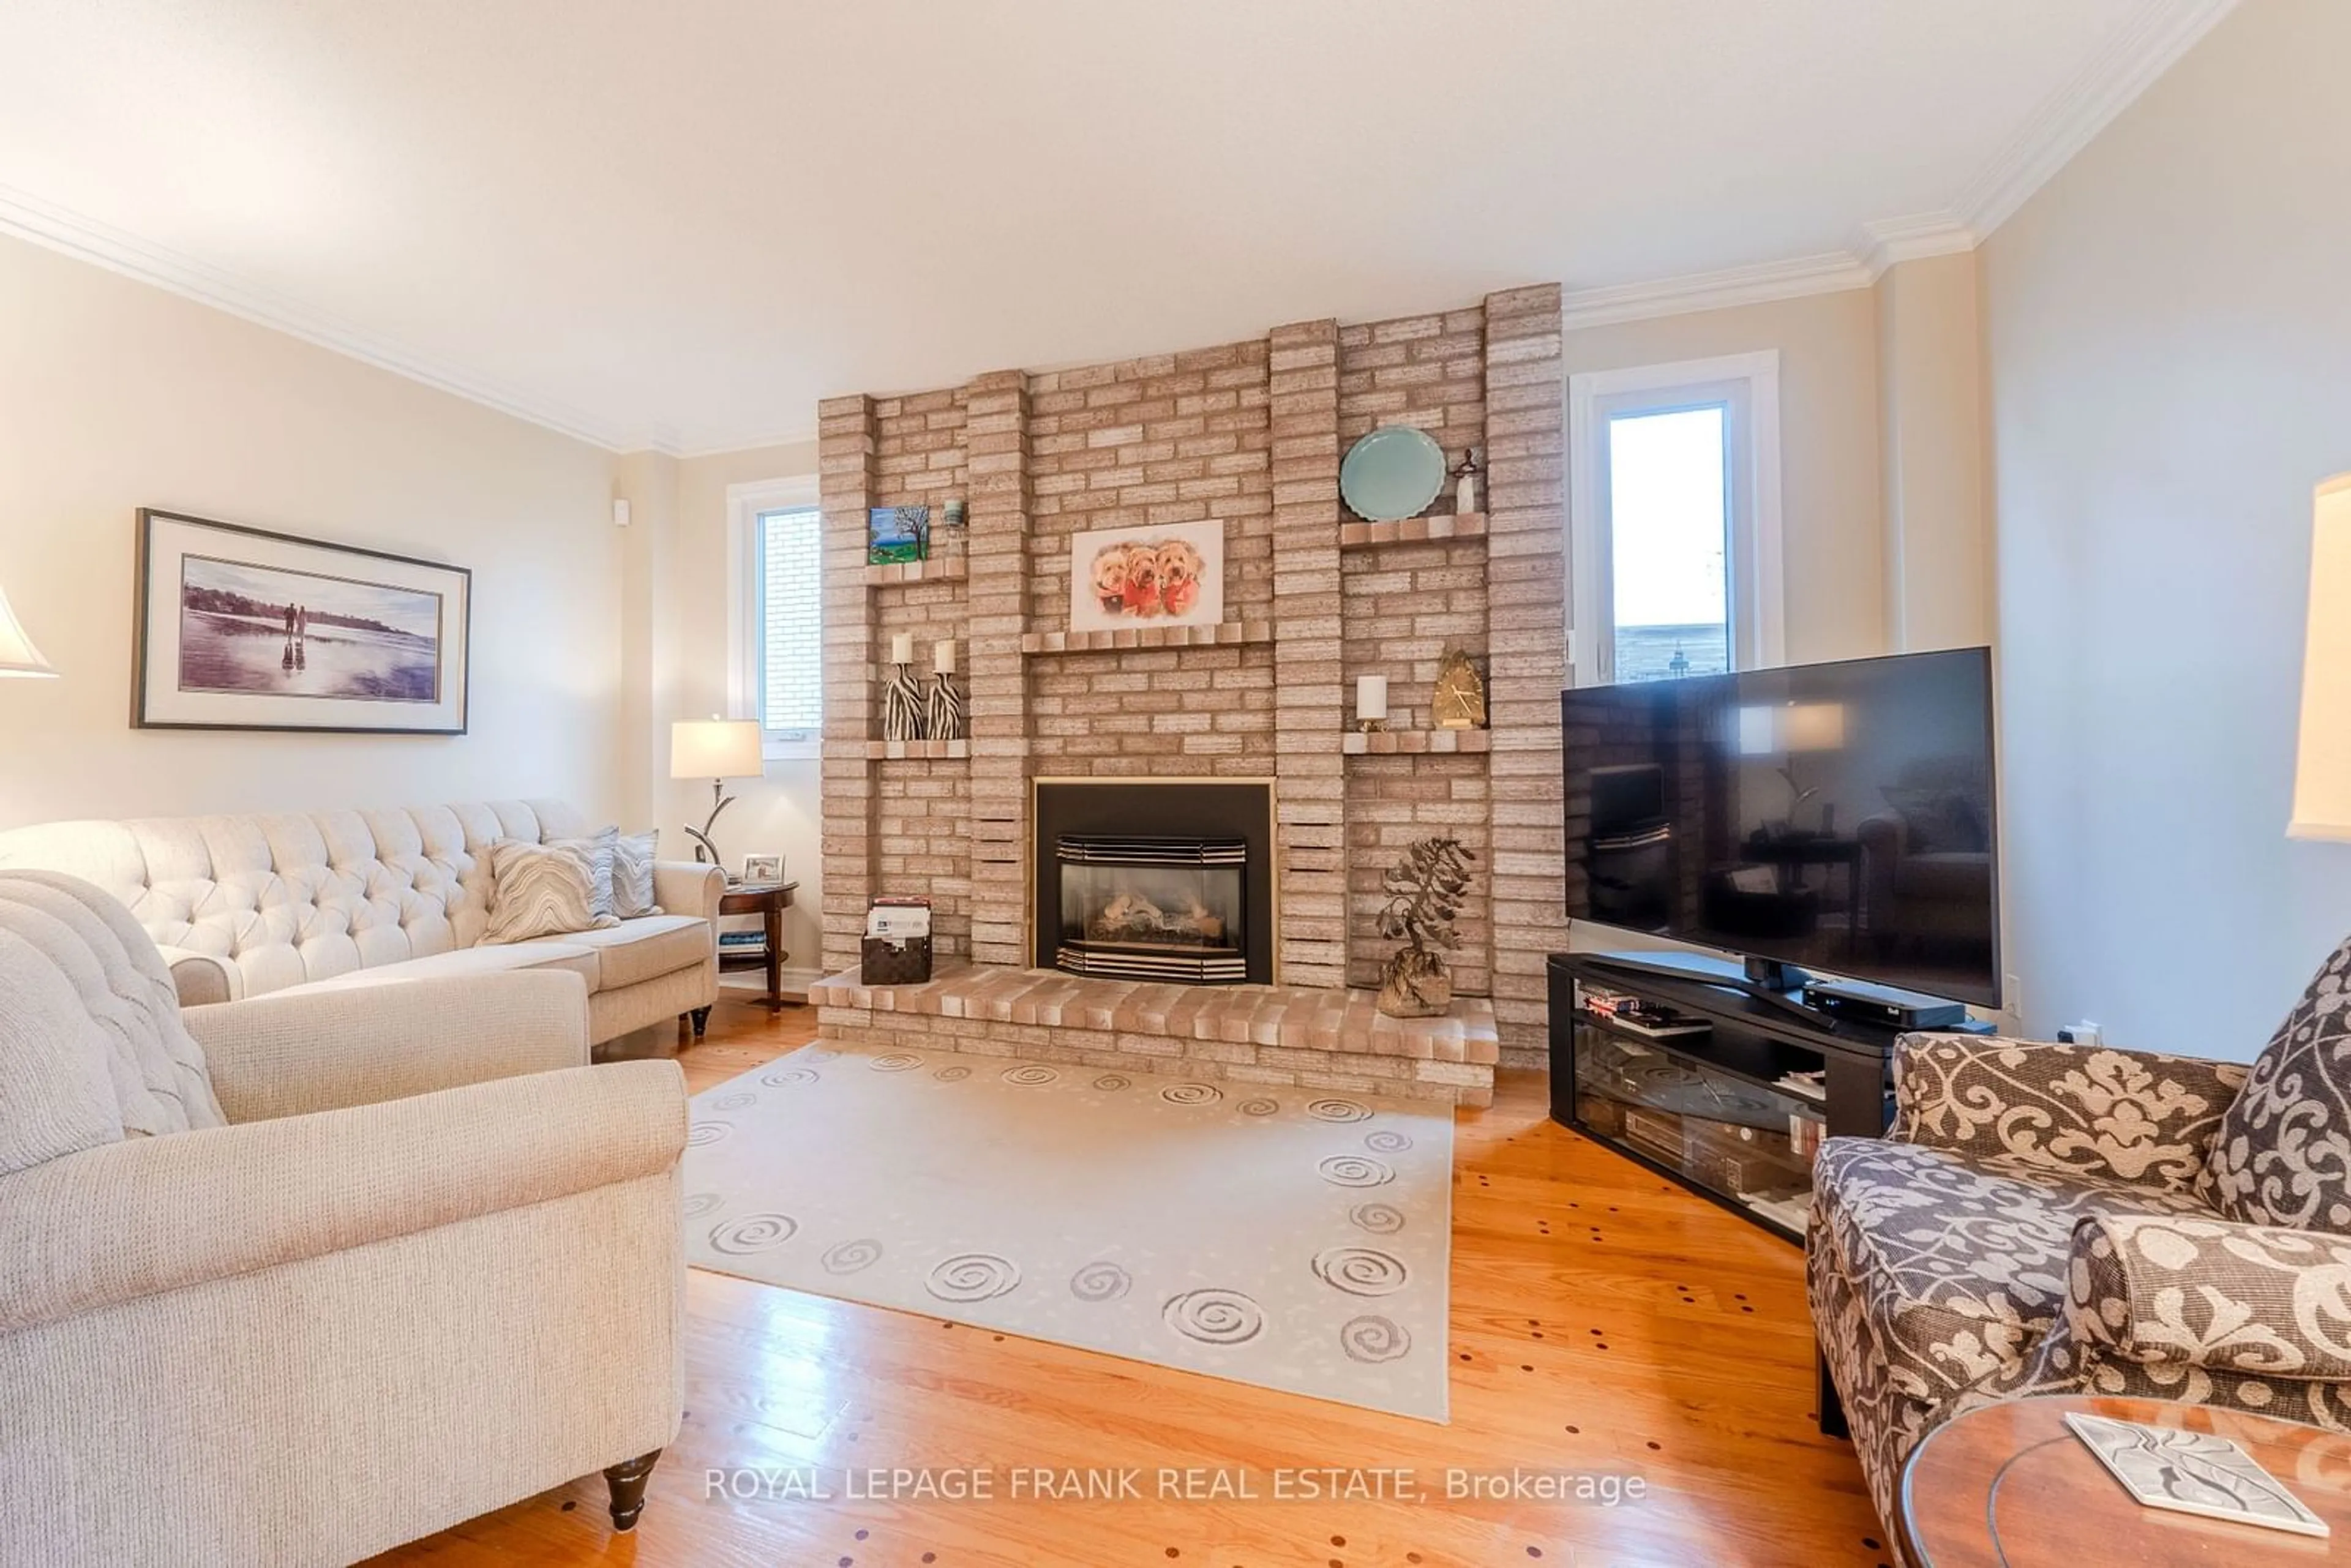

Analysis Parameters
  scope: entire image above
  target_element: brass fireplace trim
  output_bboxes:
[1027,774,1281,986]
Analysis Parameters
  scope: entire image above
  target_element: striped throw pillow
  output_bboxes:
[554,827,620,923]
[613,828,663,917]
[481,838,618,944]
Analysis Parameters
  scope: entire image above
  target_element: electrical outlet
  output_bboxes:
[2059,1021,2104,1048]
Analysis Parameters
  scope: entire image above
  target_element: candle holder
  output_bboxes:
[882,661,929,741]
[1355,716,1389,733]
[926,671,967,741]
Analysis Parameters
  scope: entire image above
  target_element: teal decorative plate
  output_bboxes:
[1339,425,1447,522]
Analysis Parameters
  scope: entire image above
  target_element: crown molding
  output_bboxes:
[1560,250,1875,332]
[0,179,635,453]
[1853,212,1978,276]
[1955,0,2238,235]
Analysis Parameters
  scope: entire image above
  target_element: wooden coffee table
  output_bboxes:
[1900,1394,2351,1565]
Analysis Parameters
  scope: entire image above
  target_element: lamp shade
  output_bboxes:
[0,581,56,677]
[2292,476,2351,839]
[670,719,763,780]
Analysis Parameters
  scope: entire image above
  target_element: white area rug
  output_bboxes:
[682,1041,1453,1422]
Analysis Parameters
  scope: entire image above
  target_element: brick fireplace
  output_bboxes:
[1033,778,1275,985]
[813,285,1569,1104]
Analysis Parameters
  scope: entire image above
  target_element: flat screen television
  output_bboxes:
[1561,647,2000,1006]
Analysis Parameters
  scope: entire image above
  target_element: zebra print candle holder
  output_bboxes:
[882,662,929,741]
[926,672,966,742]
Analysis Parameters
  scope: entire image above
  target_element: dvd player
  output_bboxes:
[1800,977,1967,1032]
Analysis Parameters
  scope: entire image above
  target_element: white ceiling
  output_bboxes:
[0,1,2232,454]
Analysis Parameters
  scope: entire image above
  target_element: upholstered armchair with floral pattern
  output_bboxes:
[1808,936,2351,1542]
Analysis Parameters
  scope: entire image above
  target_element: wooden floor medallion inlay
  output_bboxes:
[364,1001,1884,1566]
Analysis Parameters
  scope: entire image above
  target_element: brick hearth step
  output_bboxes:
[809,963,1499,1106]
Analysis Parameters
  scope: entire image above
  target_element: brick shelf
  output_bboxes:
[863,557,968,586]
[1340,728,1492,756]
[1019,620,1275,656]
[863,738,969,760]
[1338,512,1487,549]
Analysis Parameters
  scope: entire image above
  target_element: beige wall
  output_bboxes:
[1564,286,1889,665]
[1984,0,2351,1057]
[1877,252,1992,651]
[0,233,627,830]
[667,440,825,973]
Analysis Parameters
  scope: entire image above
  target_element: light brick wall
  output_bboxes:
[819,289,1564,1055]
[1024,342,1273,633]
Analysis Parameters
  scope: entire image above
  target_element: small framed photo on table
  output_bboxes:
[741,854,784,884]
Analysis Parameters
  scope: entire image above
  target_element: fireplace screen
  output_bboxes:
[1055,835,1247,983]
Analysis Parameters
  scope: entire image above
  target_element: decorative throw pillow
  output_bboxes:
[2200,934,2351,1231]
[554,827,620,923]
[481,838,617,945]
[612,828,662,918]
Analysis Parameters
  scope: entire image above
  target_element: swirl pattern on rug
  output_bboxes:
[1312,1245,1409,1296]
[682,1192,722,1220]
[1092,1073,1131,1092]
[1162,1288,1265,1345]
[932,1064,971,1081]
[1159,1082,1223,1107]
[1363,1129,1414,1154]
[1349,1201,1407,1236]
[869,1052,924,1071]
[686,1120,732,1147]
[926,1252,1022,1303]
[1069,1261,1133,1302]
[1238,1097,1281,1117]
[709,1213,798,1255]
[714,1090,758,1112]
[759,1066,820,1088]
[1340,1315,1412,1364]
[1316,1153,1396,1188]
[1306,1098,1373,1123]
[822,1239,883,1275]
[1001,1064,1061,1087]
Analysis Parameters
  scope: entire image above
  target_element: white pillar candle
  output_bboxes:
[1355,674,1389,724]
[934,638,957,675]
[890,632,915,666]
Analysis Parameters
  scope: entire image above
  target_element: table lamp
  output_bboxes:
[0,580,56,677]
[670,717,763,874]
[2290,475,2351,839]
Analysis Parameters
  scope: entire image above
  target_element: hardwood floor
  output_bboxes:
[372,1001,1888,1567]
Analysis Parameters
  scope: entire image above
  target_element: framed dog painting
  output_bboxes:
[1067,519,1224,634]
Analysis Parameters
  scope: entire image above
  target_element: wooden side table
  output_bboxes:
[1900,1394,2351,1565]
[689,880,798,1035]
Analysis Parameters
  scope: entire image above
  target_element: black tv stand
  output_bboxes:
[1547,951,1902,1245]
[1576,950,1838,1033]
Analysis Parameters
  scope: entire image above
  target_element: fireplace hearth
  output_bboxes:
[1032,779,1275,985]
[1056,835,1247,983]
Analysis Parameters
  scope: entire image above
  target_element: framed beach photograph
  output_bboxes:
[1067,518,1224,634]
[133,509,470,733]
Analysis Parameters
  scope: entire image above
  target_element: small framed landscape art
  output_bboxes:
[133,509,471,733]
[743,853,784,883]
[868,505,929,566]
[1068,519,1224,634]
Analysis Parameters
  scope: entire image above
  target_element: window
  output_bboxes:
[729,477,822,759]
[1568,351,1782,686]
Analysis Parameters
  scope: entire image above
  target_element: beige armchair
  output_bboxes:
[0,870,687,1566]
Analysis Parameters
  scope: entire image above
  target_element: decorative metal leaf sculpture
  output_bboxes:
[1376,836,1475,1018]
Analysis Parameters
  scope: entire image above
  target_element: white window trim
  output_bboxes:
[1567,350,1783,687]
[727,475,823,762]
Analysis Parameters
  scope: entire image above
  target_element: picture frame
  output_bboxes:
[742,853,784,883]
[1067,518,1224,634]
[133,509,471,734]
[867,505,930,566]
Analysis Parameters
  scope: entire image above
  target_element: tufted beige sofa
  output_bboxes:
[0,799,723,1045]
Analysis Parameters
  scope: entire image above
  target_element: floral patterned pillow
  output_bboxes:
[2200,934,2351,1232]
